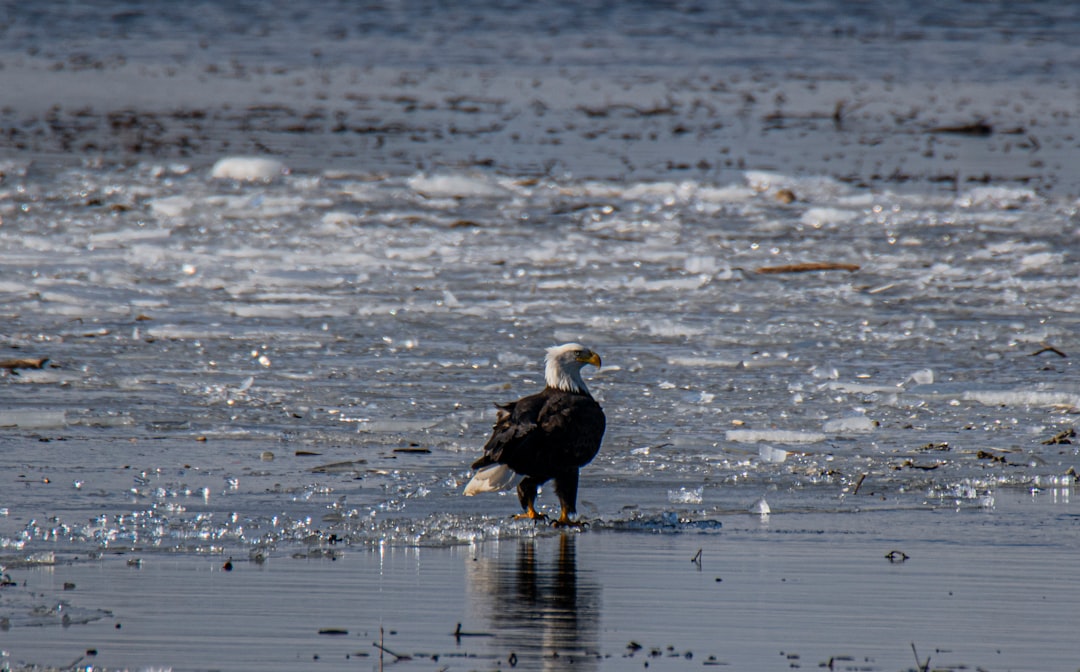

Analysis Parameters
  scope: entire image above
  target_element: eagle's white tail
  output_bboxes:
[463,464,520,496]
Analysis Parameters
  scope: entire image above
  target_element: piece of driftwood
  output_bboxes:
[928,121,993,136]
[755,262,860,274]
[1042,428,1075,445]
[0,357,49,371]
[1031,345,1067,358]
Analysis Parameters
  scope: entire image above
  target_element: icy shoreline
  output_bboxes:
[1,160,1076,558]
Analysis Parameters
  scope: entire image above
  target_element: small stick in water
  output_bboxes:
[910,642,929,672]
[373,639,412,662]
[851,473,868,495]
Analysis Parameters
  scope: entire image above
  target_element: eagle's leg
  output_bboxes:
[552,471,586,528]
[513,476,548,520]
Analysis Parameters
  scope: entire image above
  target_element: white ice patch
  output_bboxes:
[625,275,711,292]
[907,368,935,386]
[744,170,849,200]
[89,227,172,246]
[758,445,789,463]
[320,211,361,228]
[0,280,31,294]
[0,409,67,429]
[726,429,827,444]
[441,290,462,308]
[348,419,439,432]
[822,414,876,433]
[148,195,195,218]
[822,381,896,394]
[218,194,306,219]
[643,320,706,338]
[694,184,756,203]
[667,355,743,368]
[800,207,859,229]
[1018,251,1064,272]
[684,255,719,274]
[956,186,1037,209]
[230,303,352,318]
[622,180,692,201]
[408,173,509,199]
[210,157,288,181]
[963,389,1080,408]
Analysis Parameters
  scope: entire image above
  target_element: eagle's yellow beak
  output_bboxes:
[578,350,602,369]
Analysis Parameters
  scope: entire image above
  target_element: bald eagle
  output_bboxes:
[464,343,606,527]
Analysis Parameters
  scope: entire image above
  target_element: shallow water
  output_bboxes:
[6,496,1080,672]
[1,1,1080,669]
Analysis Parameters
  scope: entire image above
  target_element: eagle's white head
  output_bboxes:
[544,343,602,395]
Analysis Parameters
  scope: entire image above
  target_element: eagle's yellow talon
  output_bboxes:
[513,505,547,521]
[552,519,587,529]
[551,510,587,528]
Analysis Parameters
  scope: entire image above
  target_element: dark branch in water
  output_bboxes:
[373,640,412,662]
[453,622,495,640]
[910,642,930,672]
[928,120,993,136]
[376,626,413,662]
[1031,345,1067,358]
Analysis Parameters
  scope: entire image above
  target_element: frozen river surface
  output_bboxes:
[2,159,1077,553]
[1,1,1079,670]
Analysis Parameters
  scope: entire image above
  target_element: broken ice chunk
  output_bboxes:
[822,414,876,433]
[907,368,934,385]
[750,497,771,515]
[210,156,288,181]
[668,486,704,504]
[758,445,789,464]
[0,409,67,429]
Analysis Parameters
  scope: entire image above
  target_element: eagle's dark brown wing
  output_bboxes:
[471,387,605,479]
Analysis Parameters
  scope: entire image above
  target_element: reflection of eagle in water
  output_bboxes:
[464,344,606,527]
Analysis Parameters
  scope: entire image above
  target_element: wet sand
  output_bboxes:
[5,490,1080,672]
